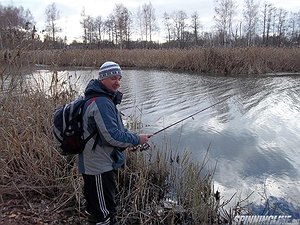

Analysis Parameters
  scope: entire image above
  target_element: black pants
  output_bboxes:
[82,170,117,224]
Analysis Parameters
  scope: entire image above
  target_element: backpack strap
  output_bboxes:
[84,130,98,149]
[83,96,98,151]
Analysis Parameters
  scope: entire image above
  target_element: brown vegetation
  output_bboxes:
[19,47,300,75]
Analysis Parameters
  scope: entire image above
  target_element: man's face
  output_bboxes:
[101,75,121,92]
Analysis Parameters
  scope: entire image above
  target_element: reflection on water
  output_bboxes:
[30,68,300,216]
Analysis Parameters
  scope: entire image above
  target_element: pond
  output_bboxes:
[31,68,300,217]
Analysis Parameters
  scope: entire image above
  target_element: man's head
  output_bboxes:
[98,61,122,92]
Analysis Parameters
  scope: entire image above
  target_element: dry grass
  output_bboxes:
[0,72,81,219]
[117,147,218,224]
[19,47,300,75]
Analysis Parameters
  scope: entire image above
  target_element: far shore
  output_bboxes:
[2,47,300,76]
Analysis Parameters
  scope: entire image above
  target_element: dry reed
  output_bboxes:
[0,65,84,223]
[116,145,218,224]
[21,47,300,75]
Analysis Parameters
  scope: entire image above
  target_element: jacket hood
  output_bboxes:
[84,79,110,97]
[84,79,123,105]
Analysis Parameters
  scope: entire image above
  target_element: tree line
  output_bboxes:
[0,0,299,50]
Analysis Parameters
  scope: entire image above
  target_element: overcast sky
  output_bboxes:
[1,0,300,42]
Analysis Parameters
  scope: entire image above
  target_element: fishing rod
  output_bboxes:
[134,96,230,151]
[151,96,230,137]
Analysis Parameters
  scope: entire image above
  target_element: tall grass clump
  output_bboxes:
[0,62,85,223]
[116,146,219,224]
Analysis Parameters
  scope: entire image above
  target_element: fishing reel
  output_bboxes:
[129,142,151,152]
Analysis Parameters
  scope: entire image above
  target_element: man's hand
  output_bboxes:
[139,134,152,145]
[127,134,152,152]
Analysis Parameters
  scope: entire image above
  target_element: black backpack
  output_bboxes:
[53,96,97,155]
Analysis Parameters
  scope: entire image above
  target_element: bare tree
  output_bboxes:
[80,9,97,47]
[142,2,158,43]
[0,5,35,48]
[136,6,144,40]
[261,2,268,44]
[80,7,88,44]
[191,11,202,46]
[123,8,133,48]
[113,4,132,49]
[163,12,172,44]
[45,2,61,42]
[104,14,115,43]
[0,5,28,29]
[288,12,300,43]
[95,16,104,43]
[172,10,188,48]
[265,4,276,46]
[271,7,278,35]
[243,0,259,46]
[276,8,288,45]
[23,9,35,39]
[214,0,236,46]
[23,10,36,40]
[142,4,150,42]
[85,15,95,46]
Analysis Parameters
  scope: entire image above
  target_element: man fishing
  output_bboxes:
[79,60,229,224]
[79,61,151,225]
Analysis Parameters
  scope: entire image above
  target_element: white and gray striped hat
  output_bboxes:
[98,61,122,80]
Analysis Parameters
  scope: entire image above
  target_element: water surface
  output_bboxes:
[31,68,300,216]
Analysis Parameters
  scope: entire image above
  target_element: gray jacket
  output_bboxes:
[78,79,139,175]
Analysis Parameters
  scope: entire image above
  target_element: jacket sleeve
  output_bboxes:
[93,97,140,148]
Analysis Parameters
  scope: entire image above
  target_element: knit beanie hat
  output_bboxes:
[98,61,122,80]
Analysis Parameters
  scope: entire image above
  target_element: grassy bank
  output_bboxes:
[0,70,227,224]
[15,47,300,75]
